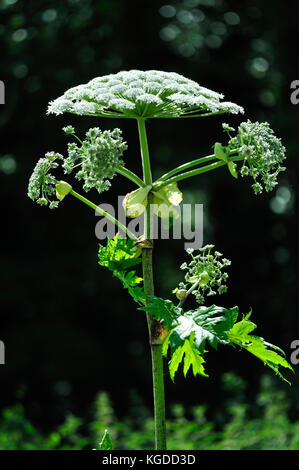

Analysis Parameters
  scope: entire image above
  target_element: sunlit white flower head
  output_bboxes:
[47,70,244,119]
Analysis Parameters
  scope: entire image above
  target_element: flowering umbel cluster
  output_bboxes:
[223,120,286,194]
[63,126,127,194]
[47,70,244,119]
[175,245,231,305]
[27,151,63,209]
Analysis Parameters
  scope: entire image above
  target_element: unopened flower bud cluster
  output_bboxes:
[63,126,127,194]
[223,120,286,194]
[27,151,63,209]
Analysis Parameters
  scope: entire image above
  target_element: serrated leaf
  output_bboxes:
[163,305,238,381]
[170,305,239,354]
[228,318,293,384]
[168,332,208,381]
[98,234,145,305]
[162,330,173,357]
[128,286,146,304]
[115,270,146,304]
[138,296,182,328]
[98,233,141,272]
[99,429,113,450]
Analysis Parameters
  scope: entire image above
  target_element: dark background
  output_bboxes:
[1,0,299,431]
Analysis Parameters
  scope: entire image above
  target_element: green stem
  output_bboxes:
[178,279,201,309]
[69,189,137,240]
[156,149,239,182]
[116,167,146,188]
[157,154,217,182]
[137,118,167,450]
[154,156,244,190]
[138,119,152,188]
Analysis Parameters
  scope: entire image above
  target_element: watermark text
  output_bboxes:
[94,197,203,250]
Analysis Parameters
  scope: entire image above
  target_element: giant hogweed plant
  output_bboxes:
[28,70,292,450]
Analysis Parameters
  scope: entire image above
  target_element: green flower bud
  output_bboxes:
[199,271,210,287]
[56,180,72,201]
[173,288,187,300]
[122,185,151,218]
[152,182,183,219]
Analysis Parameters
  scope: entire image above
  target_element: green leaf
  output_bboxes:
[228,316,294,384]
[98,233,141,272]
[162,303,292,384]
[99,429,113,450]
[115,270,146,305]
[98,234,145,305]
[163,305,238,380]
[168,332,208,381]
[139,296,182,328]
[227,161,238,179]
[170,305,239,354]
[120,270,143,287]
[214,142,228,161]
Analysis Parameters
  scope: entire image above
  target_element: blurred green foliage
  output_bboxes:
[1,0,299,440]
[1,373,299,450]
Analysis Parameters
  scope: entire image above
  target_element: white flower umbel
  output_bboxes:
[47,70,244,119]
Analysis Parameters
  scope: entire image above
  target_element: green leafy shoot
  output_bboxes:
[99,429,113,450]
[98,233,141,272]
[227,312,294,385]
[115,269,145,305]
[161,305,293,384]
[98,233,145,305]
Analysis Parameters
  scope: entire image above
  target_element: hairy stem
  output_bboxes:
[137,118,167,450]
[69,189,137,240]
